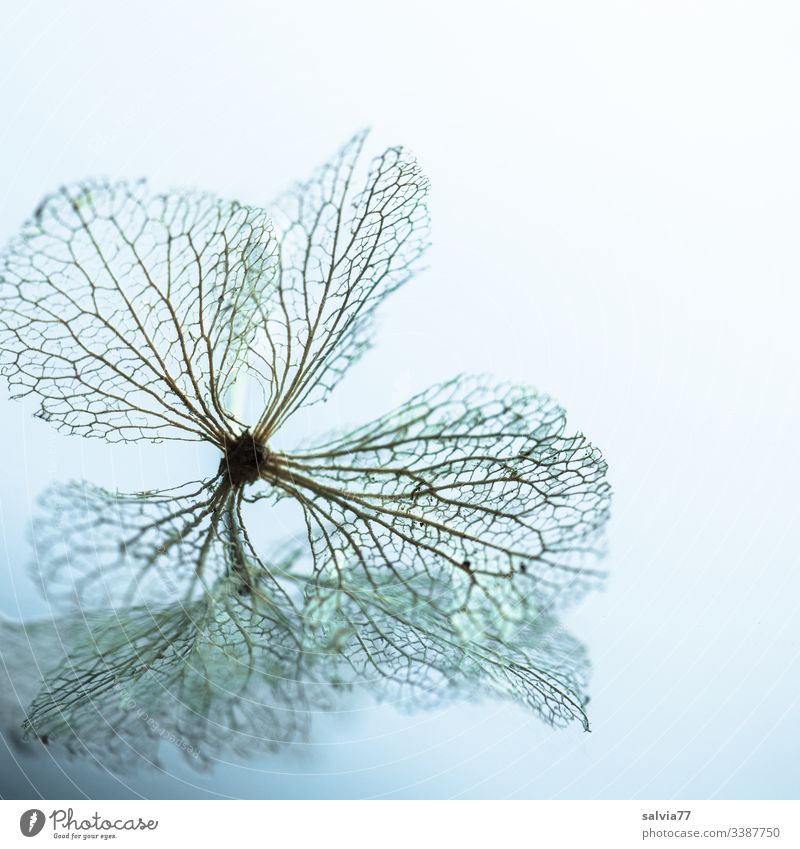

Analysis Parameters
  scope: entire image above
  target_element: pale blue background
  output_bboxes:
[0,1,798,799]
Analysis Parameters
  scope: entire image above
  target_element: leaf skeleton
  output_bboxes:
[0,130,611,762]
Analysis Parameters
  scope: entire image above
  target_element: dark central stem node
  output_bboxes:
[220,431,271,486]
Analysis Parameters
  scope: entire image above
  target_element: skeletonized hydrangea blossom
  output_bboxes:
[0,131,611,757]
